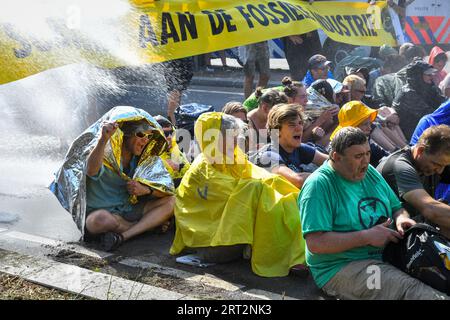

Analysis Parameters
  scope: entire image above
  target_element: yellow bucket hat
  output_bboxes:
[330,101,378,140]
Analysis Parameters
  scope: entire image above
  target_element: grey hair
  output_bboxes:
[221,113,241,132]
[330,127,368,156]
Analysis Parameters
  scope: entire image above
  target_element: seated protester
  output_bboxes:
[366,44,400,94]
[50,106,175,252]
[368,53,404,97]
[303,79,340,149]
[302,54,334,87]
[222,101,248,123]
[247,88,288,149]
[392,59,447,140]
[439,73,450,98]
[377,125,450,239]
[330,101,389,167]
[154,115,190,189]
[428,46,448,87]
[372,44,425,109]
[243,76,307,112]
[251,104,327,188]
[410,100,450,204]
[342,73,379,109]
[327,79,351,107]
[222,102,250,154]
[344,74,407,151]
[170,112,306,277]
[299,127,447,300]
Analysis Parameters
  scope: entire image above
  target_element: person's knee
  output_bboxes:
[86,210,118,233]
[163,195,176,214]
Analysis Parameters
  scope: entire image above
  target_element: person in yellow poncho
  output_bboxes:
[170,112,306,277]
[154,115,191,188]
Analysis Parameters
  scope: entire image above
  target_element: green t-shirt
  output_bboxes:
[298,161,402,288]
[243,86,283,112]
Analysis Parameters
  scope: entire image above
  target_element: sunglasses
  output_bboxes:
[163,130,174,138]
[135,131,152,139]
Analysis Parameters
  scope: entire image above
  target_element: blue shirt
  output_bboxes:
[86,157,138,214]
[302,70,334,87]
[255,143,317,173]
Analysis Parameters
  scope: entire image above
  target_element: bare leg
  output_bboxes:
[167,90,181,124]
[257,73,270,89]
[121,196,175,241]
[244,75,255,99]
[381,126,408,148]
[371,127,397,152]
[85,209,135,235]
[219,50,227,67]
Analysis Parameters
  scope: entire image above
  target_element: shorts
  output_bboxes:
[161,57,194,92]
[243,42,270,77]
[86,195,158,223]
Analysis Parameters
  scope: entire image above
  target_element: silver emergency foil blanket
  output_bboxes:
[49,106,174,234]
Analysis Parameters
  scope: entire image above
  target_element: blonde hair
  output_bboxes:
[222,101,247,115]
[343,74,366,91]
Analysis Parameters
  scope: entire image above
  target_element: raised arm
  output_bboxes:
[86,121,118,177]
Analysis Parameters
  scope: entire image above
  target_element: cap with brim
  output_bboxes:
[424,67,438,75]
[309,54,332,70]
[330,101,378,140]
[326,79,350,94]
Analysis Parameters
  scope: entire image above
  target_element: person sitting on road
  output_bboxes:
[329,101,389,167]
[393,59,447,140]
[50,106,176,252]
[410,100,450,204]
[247,88,288,149]
[299,127,447,300]
[222,102,250,153]
[170,112,306,277]
[302,54,334,87]
[377,125,450,239]
[428,46,448,87]
[251,104,327,188]
[154,115,190,189]
[303,79,340,150]
[84,116,175,251]
[222,101,248,123]
[343,75,407,152]
[372,44,425,109]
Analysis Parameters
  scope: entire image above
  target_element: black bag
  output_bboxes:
[174,103,215,136]
[382,223,450,295]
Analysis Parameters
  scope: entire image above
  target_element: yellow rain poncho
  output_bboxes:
[170,112,305,277]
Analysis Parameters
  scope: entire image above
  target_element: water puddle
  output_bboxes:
[0,211,20,224]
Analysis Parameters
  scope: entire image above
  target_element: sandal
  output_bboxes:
[157,217,175,234]
[100,232,124,252]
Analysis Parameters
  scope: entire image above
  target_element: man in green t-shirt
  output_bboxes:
[299,127,448,299]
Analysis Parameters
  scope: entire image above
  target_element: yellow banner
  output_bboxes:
[0,0,396,85]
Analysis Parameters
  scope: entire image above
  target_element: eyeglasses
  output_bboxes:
[135,131,152,139]
[163,130,174,138]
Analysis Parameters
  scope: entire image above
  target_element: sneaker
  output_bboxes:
[100,232,124,252]
[82,226,100,243]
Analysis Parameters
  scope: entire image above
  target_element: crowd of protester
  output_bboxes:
[52,41,450,300]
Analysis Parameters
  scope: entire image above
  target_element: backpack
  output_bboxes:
[382,223,450,295]
[174,103,215,136]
